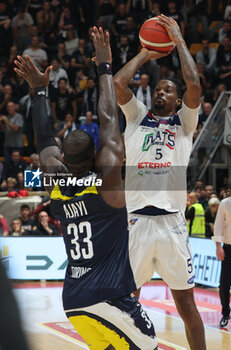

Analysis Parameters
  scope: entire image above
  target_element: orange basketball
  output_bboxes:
[139,17,175,52]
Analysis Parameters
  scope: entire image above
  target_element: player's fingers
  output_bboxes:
[99,27,105,45]
[14,59,27,72]
[45,65,53,77]
[105,30,110,46]
[25,55,36,70]
[93,25,100,41]
[91,32,97,46]
[17,55,30,72]
[14,67,25,78]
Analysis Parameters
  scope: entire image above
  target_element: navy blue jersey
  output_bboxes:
[50,173,136,309]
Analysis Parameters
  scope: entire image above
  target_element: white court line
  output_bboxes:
[37,323,89,349]
[38,321,187,350]
[145,307,231,335]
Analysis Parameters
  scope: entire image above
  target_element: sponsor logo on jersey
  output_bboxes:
[187,275,195,284]
[138,162,171,169]
[71,266,92,279]
[129,218,138,225]
[142,129,175,151]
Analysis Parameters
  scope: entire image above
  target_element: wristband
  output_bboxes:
[97,62,112,76]
[34,87,46,96]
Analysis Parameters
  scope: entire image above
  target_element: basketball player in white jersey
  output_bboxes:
[114,14,207,350]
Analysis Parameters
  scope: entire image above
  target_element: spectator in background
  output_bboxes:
[196,38,217,74]
[134,74,153,110]
[58,7,76,37]
[5,46,18,80]
[80,111,99,151]
[57,113,79,140]
[0,213,9,236]
[113,35,135,72]
[0,84,19,115]
[205,197,220,237]
[205,184,215,199]
[0,150,27,190]
[216,36,231,89]
[50,77,77,129]
[26,153,39,170]
[5,176,17,192]
[224,0,231,21]
[212,82,227,105]
[75,68,88,95]
[120,16,138,50]
[64,29,79,56]
[10,218,25,236]
[186,192,206,238]
[19,87,36,155]
[11,7,33,52]
[70,38,91,82]
[49,58,69,93]
[148,1,161,18]
[187,0,211,43]
[126,0,152,23]
[23,35,48,72]
[218,20,231,43]
[111,3,127,38]
[198,102,213,126]
[0,0,12,57]
[81,78,98,118]
[36,1,55,37]
[197,63,213,93]
[25,0,42,22]
[213,194,231,328]
[17,171,25,191]
[57,42,71,72]
[165,0,185,38]
[99,0,116,29]
[19,204,36,234]
[0,101,24,164]
[33,211,60,236]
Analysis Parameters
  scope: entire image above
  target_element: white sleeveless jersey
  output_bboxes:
[120,95,199,213]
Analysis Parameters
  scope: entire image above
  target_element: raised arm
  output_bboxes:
[92,27,124,207]
[158,14,201,108]
[14,55,67,191]
[114,48,169,105]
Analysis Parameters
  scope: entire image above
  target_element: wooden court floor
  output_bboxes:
[13,280,231,350]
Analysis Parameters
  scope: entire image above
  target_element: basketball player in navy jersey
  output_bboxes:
[14,27,158,350]
[114,15,207,350]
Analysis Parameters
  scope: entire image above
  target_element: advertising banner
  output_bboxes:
[0,237,221,287]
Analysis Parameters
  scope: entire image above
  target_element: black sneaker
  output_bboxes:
[220,316,230,328]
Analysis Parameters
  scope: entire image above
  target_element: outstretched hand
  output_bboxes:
[14,55,53,88]
[91,26,112,66]
[157,14,183,45]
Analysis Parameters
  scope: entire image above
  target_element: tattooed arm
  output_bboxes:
[158,14,201,108]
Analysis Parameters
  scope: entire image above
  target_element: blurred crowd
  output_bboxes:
[0,0,230,234]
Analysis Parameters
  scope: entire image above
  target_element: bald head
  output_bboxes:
[62,130,95,164]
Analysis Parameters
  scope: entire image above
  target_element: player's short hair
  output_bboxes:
[62,130,95,164]
[169,79,186,99]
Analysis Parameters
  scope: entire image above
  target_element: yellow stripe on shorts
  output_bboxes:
[69,315,130,350]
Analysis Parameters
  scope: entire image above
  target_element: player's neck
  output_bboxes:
[152,108,175,118]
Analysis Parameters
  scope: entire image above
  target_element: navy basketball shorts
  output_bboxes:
[65,294,158,350]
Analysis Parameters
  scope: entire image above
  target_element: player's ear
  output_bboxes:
[176,98,182,108]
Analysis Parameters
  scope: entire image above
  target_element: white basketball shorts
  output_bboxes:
[128,211,195,290]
